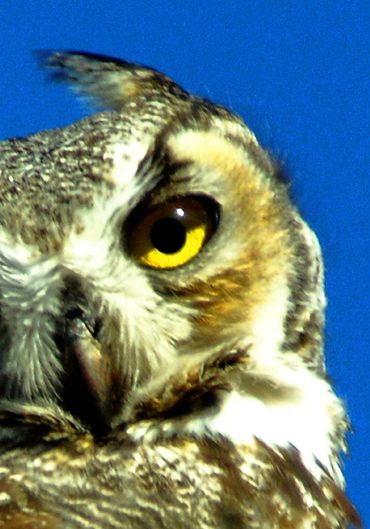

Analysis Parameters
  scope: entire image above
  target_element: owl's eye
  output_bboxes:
[127,196,219,269]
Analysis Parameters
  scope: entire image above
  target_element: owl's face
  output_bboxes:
[0,53,345,487]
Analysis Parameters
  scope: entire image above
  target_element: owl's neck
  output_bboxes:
[126,351,346,487]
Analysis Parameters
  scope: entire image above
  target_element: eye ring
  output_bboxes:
[125,195,219,270]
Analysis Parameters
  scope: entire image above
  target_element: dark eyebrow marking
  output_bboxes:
[134,129,194,199]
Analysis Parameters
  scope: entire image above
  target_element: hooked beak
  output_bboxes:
[59,309,121,436]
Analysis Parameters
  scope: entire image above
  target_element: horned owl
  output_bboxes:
[0,51,360,529]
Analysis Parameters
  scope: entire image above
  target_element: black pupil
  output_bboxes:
[150,217,187,254]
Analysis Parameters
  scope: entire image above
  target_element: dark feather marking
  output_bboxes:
[130,348,249,423]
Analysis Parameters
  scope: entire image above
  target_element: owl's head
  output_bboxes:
[0,52,345,483]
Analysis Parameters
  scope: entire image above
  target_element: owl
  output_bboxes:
[0,51,360,529]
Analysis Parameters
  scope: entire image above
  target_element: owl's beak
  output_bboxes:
[60,310,118,436]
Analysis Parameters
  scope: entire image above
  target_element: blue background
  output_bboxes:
[0,2,368,524]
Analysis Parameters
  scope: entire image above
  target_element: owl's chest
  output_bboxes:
[0,435,352,529]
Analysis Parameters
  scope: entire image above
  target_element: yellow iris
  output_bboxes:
[127,197,216,270]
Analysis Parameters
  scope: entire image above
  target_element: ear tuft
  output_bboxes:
[36,50,189,110]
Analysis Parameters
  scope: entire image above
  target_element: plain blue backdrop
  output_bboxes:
[0,1,368,524]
